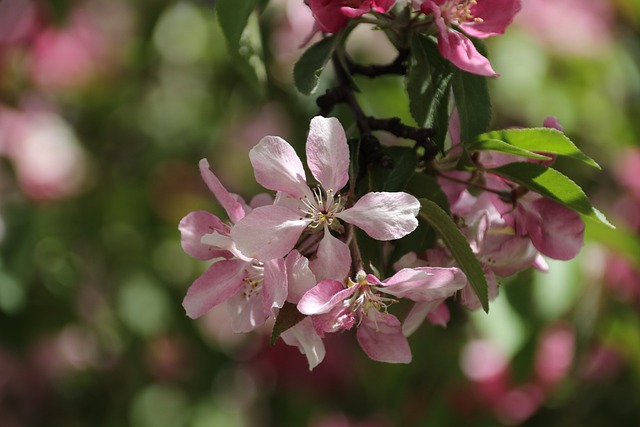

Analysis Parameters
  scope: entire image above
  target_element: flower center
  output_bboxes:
[300,186,345,230]
[440,0,483,27]
[346,272,398,318]
[241,261,264,300]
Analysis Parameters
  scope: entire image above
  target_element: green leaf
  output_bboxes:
[488,162,614,227]
[405,172,450,213]
[419,199,489,312]
[473,128,600,169]
[452,66,491,144]
[231,12,267,97]
[406,34,453,151]
[216,0,260,54]
[467,138,552,161]
[270,302,306,346]
[381,146,418,192]
[293,35,339,95]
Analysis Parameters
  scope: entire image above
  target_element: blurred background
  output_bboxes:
[1,0,640,426]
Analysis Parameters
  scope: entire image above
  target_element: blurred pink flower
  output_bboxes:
[0,105,88,200]
[0,0,37,46]
[29,1,133,90]
[614,148,640,201]
[515,0,614,57]
[534,323,575,387]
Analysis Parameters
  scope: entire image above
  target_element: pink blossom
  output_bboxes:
[298,267,466,363]
[0,106,88,200]
[179,160,289,332]
[514,0,614,58]
[418,0,522,76]
[231,116,420,272]
[308,0,396,34]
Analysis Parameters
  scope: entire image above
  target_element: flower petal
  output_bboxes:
[262,257,288,318]
[250,135,310,198]
[227,290,269,333]
[298,280,356,315]
[309,228,351,282]
[308,0,349,33]
[357,311,411,363]
[182,259,246,319]
[280,317,326,370]
[402,300,443,337]
[199,159,246,224]
[461,0,522,38]
[306,116,350,193]
[231,205,308,261]
[179,210,231,260]
[461,268,499,311]
[438,28,498,77]
[337,192,420,240]
[379,267,467,302]
[523,197,585,261]
[285,250,317,304]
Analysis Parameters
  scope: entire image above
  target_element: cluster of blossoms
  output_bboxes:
[180,116,468,368]
[396,116,585,327]
[179,0,594,370]
[306,0,521,76]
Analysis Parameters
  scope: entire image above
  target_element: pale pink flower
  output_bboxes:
[308,0,396,34]
[0,107,88,200]
[231,116,420,279]
[298,267,466,363]
[418,0,522,76]
[179,160,289,332]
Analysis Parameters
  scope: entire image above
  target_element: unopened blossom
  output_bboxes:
[179,160,288,332]
[298,267,466,363]
[418,0,522,76]
[308,0,396,34]
[231,116,420,281]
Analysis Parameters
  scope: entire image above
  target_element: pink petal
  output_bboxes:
[372,0,395,13]
[427,301,451,327]
[340,1,372,18]
[379,267,467,301]
[312,305,356,334]
[227,290,269,333]
[306,116,350,193]
[231,205,308,261]
[249,135,310,199]
[280,317,326,370]
[438,29,498,77]
[523,197,585,260]
[309,229,351,282]
[461,268,499,311]
[402,300,443,336]
[249,192,274,209]
[199,159,246,224]
[337,192,420,240]
[298,280,356,315]
[285,250,317,304]
[308,0,349,33]
[262,258,288,318]
[179,210,231,260]
[357,311,412,363]
[461,0,522,38]
[182,259,246,319]
[543,116,564,132]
